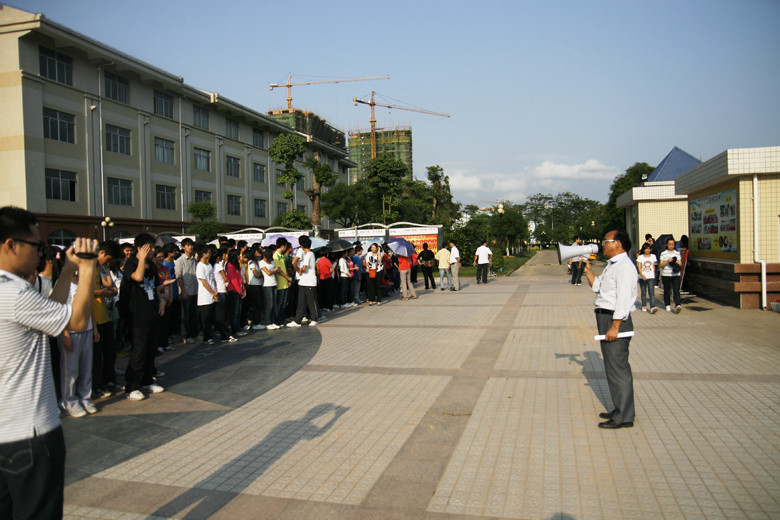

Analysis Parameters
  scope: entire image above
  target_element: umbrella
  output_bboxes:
[154,235,178,248]
[326,239,353,253]
[309,237,329,251]
[262,234,299,248]
[387,237,415,257]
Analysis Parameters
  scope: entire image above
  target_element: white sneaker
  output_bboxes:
[126,390,146,401]
[227,336,238,343]
[674,306,682,314]
[69,405,87,418]
[243,324,252,331]
[286,321,301,328]
[267,324,280,330]
[252,324,266,330]
[141,384,165,394]
[206,339,214,345]
[301,317,310,323]
[666,306,672,312]
[642,307,648,312]
[650,307,659,314]
[309,320,318,326]
[82,401,98,414]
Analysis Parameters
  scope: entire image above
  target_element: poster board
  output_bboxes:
[689,186,738,259]
[388,227,441,254]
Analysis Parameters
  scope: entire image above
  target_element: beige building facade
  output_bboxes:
[675,146,780,309]
[0,5,353,243]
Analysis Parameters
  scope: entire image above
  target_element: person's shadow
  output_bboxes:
[555,351,611,410]
[147,403,349,519]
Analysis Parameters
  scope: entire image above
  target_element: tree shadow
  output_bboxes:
[147,403,349,520]
[555,351,611,410]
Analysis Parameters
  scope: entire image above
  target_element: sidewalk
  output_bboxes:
[63,250,780,519]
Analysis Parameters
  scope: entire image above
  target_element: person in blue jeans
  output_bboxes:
[636,242,659,313]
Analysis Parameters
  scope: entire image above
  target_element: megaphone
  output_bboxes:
[557,243,598,265]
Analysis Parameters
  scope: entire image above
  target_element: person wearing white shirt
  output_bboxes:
[659,237,683,313]
[636,242,659,313]
[287,236,319,327]
[568,236,587,286]
[473,240,492,284]
[448,240,461,291]
[584,230,637,430]
[195,244,236,345]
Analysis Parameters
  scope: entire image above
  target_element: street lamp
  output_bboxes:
[100,217,114,241]
[497,202,505,256]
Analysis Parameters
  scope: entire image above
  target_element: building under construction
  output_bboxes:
[348,126,413,183]
[268,109,347,149]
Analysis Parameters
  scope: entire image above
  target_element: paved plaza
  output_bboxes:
[63,250,780,519]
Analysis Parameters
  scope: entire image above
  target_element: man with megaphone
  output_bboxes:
[582,230,638,430]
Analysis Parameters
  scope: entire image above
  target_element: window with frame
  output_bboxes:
[194,148,211,171]
[48,229,76,247]
[156,184,176,210]
[276,169,284,183]
[39,46,72,85]
[276,202,288,216]
[107,177,132,206]
[252,128,264,148]
[154,137,175,164]
[297,204,307,214]
[253,162,265,183]
[254,198,267,218]
[104,71,129,103]
[193,105,209,130]
[43,108,75,143]
[106,124,131,155]
[295,177,305,191]
[194,190,211,202]
[226,156,240,178]
[154,91,174,118]
[225,117,239,140]
[45,169,77,202]
[227,195,241,216]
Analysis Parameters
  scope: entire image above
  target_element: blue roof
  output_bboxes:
[647,146,701,182]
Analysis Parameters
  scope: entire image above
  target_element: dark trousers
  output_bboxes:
[422,266,436,289]
[295,285,318,323]
[125,324,156,393]
[570,261,585,284]
[49,336,61,401]
[246,285,263,325]
[164,299,181,338]
[0,426,65,520]
[339,277,350,305]
[275,288,289,324]
[596,312,635,424]
[662,276,681,306]
[96,321,116,387]
[366,274,382,302]
[411,265,418,283]
[226,291,242,334]
[199,303,230,341]
[317,278,336,310]
[476,263,489,283]
[263,286,277,325]
[180,296,199,339]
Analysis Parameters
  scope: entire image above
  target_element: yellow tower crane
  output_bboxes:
[269,73,390,110]
[352,91,450,158]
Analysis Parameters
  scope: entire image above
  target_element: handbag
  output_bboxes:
[369,268,377,278]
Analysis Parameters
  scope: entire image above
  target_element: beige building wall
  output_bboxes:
[735,175,780,264]
[638,199,688,244]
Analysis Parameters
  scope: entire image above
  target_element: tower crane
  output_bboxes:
[353,91,450,158]
[269,73,390,110]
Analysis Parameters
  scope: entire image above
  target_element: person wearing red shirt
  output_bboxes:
[316,253,335,311]
[397,255,417,300]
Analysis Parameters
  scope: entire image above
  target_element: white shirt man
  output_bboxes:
[449,241,461,291]
[474,241,492,284]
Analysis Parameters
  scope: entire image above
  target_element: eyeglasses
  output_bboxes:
[13,238,46,252]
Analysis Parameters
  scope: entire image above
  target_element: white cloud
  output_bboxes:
[532,159,620,181]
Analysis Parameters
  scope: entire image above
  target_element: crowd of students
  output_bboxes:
[34,234,462,414]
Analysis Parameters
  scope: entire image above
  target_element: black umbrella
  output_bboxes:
[650,234,673,259]
[154,235,178,248]
[326,239,353,253]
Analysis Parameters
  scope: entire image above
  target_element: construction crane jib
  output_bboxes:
[353,91,450,159]
[269,73,390,110]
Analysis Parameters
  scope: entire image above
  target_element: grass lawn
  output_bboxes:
[456,250,537,278]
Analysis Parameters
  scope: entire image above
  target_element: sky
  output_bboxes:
[11,0,780,207]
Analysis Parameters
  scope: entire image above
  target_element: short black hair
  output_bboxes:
[134,233,155,248]
[299,235,311,249]
[194,242,210,258]
[162,243,178,256]
[573,235,580,241]
[180,237,194,246]
[276,236,288,248]
[613,230,631,252]
[98,240,122,259]
[0,206,37,242]
[645,233,653,240]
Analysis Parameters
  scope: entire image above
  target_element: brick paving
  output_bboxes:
[64,250,780,519]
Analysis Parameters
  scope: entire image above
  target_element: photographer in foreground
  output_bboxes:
[658,236,682,313]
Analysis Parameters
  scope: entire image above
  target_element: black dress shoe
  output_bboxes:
[599,410,616,420]
[598,419,633,429]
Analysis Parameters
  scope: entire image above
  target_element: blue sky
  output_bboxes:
[13,0,780,206]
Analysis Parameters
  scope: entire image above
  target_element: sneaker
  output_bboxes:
[243,324,252,331]
[308,321,318,326]
[227,336,239,343]
[650,307,659,314]
[286,321,301,328]
[96,386,112,398]
[82,401,98,414]
[674,306,682,314]
[206,339,215,345]
[69,405,87,418]
[236,331,248,337]
[152,368,165,378]
[252,324,266,330]
[156,346,165,354]
[266,324,280,330]
[106,382,123,393]
[126,390,146,401]
[301,317,310,323]
[666,306,672,312]
[164,345,175,351]
[642,306,648,312]
[576,283,581,286]
[141,384,165,394]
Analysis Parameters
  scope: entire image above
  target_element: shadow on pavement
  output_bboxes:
[147,403,349,520]
[555,351,611,410]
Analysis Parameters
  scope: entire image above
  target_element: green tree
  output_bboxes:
[303,153,338,236]
[268,133,307,212]
[321,182,375,227]
[602,162,654,234]
[363,153,409,224]
[186,200,225,242]
[426,165,460,227]
[272,209,311,230]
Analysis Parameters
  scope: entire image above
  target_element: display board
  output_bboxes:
[689,186,738,258]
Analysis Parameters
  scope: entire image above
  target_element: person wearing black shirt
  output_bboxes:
[418,243,436,290]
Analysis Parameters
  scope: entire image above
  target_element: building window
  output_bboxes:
[253,128,264,148]
[106,125,131,155]
[154,91,174,118]
[43,108,75,144]
[194,148,211,171]
[297,204,307,213]
[107,178,132,206]
[227,195,241,216]
[39,46,72,85]
[45,169,77,202]
[296,177,305,191]
[225,156,240,178]
[104,71,129,103]
[254,199,267,218]
[253,162,265,183]
[156,184,176,210]
[48,229,76,247]
[193,105,209,130]
[194,190,211,202]
[154,137,175,164]
[276,169,284,182]
[226,117,239,140]
[276,202,287,216]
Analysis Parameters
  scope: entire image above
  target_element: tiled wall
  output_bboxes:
[638,200,689,244]
[738,175,780,264]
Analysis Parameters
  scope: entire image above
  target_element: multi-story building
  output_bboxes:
[0,5,354,243]
[347,127,412,184]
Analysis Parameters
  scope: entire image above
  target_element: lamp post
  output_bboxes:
[100,217,114,241]
[497,202,505,256]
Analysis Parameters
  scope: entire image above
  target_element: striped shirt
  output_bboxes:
[0,270,71,442]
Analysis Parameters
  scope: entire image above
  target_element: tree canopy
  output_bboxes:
[268,133,307,211]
